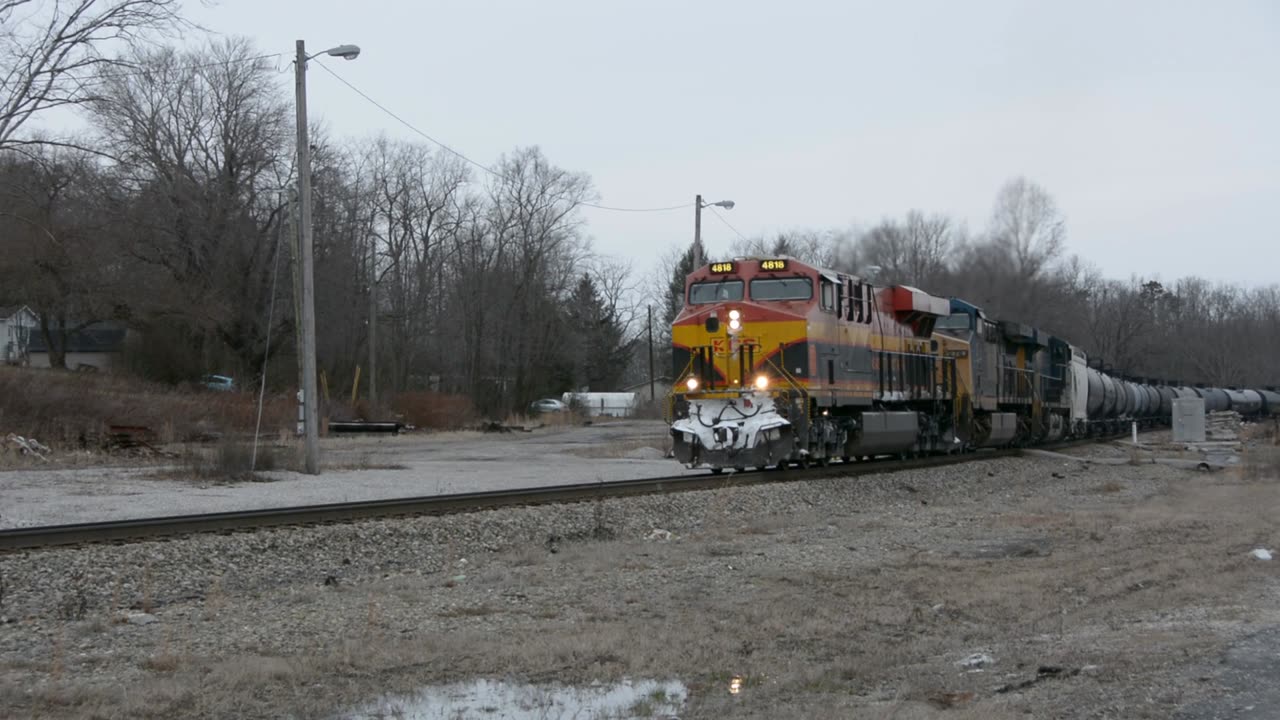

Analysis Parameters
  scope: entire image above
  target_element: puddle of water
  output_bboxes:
[344,677,687,719]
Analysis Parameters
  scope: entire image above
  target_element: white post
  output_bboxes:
[1131,421,1137,446]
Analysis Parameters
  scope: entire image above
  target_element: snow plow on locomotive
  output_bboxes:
[669,257,1278,473]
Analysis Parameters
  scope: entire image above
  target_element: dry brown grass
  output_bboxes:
[0,366,293,449]
[390,391,477,430]
[503,410,581,430]
[323,453,409,472]
[1241,444,1280,481]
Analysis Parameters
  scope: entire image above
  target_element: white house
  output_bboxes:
[0,305,39,366]
[27,321,128,372]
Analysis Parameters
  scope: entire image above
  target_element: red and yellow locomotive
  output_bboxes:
[669,257,971,471]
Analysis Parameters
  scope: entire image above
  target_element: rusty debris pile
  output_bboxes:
[3,424,182,461]
[98,425,177,457]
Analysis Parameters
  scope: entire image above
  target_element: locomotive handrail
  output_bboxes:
[762,350,809,417]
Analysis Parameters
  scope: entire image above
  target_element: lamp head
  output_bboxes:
[326,44,361,60]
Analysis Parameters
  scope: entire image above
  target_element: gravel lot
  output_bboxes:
[1,452,1277,719]
[0,420,687,528]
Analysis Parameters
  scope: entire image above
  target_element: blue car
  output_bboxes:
[202,374,236,392]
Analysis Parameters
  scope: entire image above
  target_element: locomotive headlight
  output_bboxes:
[754,375,769,390]
[728,309,741,321]
[728,318,741,331]
[686,377,699,391]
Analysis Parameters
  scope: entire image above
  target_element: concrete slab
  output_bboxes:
[0,420,697,528]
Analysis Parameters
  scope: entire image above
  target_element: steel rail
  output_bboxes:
[0,449,1019,552]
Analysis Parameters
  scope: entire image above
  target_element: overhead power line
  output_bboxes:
[313,60,694,214]
[66,52,286,88]
[709,206,748,241]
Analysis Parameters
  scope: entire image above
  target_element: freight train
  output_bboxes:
[668,257,1279,472]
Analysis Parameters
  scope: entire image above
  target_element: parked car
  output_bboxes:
[202,374,236,392]
[527,398,568,415]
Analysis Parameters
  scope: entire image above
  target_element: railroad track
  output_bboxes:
[0,448,1030,552]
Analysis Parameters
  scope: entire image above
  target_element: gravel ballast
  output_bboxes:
[1,454,1277,719]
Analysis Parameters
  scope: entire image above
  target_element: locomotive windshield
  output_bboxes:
[689,279,744,304]
[935,313,972,330]
[749,277,813,301]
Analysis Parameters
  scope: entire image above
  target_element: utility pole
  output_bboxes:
[692,195,734,270]
[693,194,703,269]
[647,304,655,402]
[367,234,377,408]
[287,191,305,436]
[294,40,320,474]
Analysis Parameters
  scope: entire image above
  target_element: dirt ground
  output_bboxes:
[1,450,1278,719]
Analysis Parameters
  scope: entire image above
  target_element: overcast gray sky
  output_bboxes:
[96,1,1280,286]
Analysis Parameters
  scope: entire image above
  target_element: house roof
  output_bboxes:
[27,322,127,354]
[0,305,36,321]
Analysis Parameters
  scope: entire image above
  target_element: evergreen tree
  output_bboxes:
[664,245,697,327]
[567,273,627,391]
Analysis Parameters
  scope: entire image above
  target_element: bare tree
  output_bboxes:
[0,0,184,153]
[88,38,290,379]
[988,177,1065,278]
[0,145,123,367]
[730,228,846,269]
[850,211,957,287]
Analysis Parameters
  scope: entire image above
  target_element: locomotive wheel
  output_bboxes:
[841,455,851,464]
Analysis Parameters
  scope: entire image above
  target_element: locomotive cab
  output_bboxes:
[670,259,815,470]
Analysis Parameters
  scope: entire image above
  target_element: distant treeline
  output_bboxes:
[1,20,1275,418]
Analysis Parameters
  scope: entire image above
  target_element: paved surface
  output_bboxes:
[0,420,693,528]
[1178,625,1280,720]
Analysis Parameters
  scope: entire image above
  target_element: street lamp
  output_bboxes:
[294,39,360,475]
[693,194,735,269]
